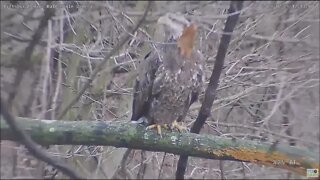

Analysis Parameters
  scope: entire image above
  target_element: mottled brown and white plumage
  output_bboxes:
[131,13,205,133]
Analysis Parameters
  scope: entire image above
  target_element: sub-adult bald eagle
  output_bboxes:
[131,13,205,136]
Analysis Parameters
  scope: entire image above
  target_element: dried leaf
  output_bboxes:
[177,23,197,58]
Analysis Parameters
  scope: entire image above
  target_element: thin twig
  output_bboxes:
[158,152,167,179]
[7,2,55,109]
[58,1,152,120]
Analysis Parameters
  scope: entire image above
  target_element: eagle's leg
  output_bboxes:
[171,120,187,132]
[146,124,169,137]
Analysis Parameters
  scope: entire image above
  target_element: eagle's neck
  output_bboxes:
[162,40,186,73]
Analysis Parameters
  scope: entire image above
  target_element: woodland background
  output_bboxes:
[1,1,319,179]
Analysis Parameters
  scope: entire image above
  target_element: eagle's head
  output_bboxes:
[156,13,191,42]
[157,13,198,59]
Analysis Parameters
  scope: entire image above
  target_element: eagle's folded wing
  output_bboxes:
[131,51,160,122]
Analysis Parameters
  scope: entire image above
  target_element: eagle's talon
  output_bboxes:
[171,120,187,132]
[146,124,169,138]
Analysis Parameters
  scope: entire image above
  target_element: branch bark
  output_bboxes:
[1,117,319,177]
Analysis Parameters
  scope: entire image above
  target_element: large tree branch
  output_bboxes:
[1,117,319,177]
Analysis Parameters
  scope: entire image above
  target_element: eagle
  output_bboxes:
[131,13,205,136]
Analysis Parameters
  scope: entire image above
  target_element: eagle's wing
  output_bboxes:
[131,51,160,122]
